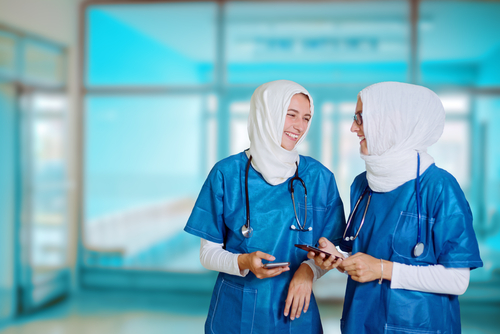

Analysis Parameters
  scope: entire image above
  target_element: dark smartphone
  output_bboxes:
[263,262,290,269]
[295,244,340,260]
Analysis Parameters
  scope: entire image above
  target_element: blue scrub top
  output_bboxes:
[185,152,345,334]
[339,164,483,334]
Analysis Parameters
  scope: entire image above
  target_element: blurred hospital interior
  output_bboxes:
[1,0,500,333]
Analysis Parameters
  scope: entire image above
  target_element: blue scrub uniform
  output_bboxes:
[185,152,345,334]
[339,164,483,334]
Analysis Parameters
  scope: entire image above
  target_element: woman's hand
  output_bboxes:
[284,263,314,320]
[238,251,290,279]
[306,237,344,270]
[340,252,392,283]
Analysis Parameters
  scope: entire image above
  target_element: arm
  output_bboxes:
[200,238,248,276]
[391,263,470,295]
[200,239,290,279]
[303,259,329,281]
[341,253,470,295]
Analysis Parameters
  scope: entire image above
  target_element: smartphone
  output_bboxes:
[295,244,340,260]
[263,262,290,269]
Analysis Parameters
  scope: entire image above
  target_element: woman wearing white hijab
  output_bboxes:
[309,82,482,333]
[185,80,345,333]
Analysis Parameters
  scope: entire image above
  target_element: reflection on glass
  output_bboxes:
[429,121,470,189]
[321,102,335,171]
[0,84,16,319]
[476,98,500,267]
[230,118,249,155]
[338,119,366,216]
[84,95,206,271]
[419,1,500,86]
[29,94,68,269]
[86,3,217,86]
[225,1,409,84]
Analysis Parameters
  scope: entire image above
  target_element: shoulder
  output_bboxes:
[210,152,246,174]
[204,152,246,190]
[422,164,463,194]
[351,171,368,190]
[421,164,470,217]
[299,155,338,184]
[299,155,333,176]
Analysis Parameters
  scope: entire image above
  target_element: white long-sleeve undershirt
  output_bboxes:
[200,239,327,281]
[336,246,470,295]
[199,239,469,295]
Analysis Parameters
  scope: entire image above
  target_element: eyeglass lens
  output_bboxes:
[353,112,363,125]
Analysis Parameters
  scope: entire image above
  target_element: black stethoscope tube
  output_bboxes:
[242,155,309,238]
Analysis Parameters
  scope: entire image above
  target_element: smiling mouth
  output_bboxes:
[358,136,365,143]
[285,132,299,140]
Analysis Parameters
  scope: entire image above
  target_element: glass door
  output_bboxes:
[18,91,70,312]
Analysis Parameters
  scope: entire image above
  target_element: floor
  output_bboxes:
[1,289,499,334]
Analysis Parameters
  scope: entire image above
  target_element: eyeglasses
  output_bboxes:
[353,112,363,125]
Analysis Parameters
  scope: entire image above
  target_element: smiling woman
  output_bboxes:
[184,80,345,333]
[281,93,311,151]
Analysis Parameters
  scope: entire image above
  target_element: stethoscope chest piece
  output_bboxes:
[241,224,253,238]
[413,242,424,257]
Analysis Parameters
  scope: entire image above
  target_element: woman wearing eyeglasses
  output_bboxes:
[184,80,345,333]
[308,82,482,334]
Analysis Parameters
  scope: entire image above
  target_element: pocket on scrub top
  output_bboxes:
[296,203,315,245]
[392,212,434,260]
[384,324,442,334]
[209,279,257,334]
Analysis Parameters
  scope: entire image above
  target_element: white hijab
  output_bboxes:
[359,82,445,192]
[248,80,314,186]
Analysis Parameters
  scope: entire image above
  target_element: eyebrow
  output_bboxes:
[288,108,312,117]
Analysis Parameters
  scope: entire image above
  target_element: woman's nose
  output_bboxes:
[294,119,306,132]
[350,121,359,132]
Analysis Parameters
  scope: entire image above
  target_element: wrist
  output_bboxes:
[238,254,249,271]
[381,260,393,281]
[299,263,315,280]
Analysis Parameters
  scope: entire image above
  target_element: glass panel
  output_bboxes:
[22,39,65,86]
[0,84,16,320]
[474,97,500,282]
[338,118,366,217]
[321,102,335,171]
[225,1,409,84]
[86,3,217,86]
[0,31,17,79]
[84,95,207,271]
[419,1,500,86]
[428,120,470,191]
[31,115,68,269]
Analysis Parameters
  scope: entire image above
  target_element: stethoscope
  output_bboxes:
[343,152,425,257]
[241,155,310,238]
